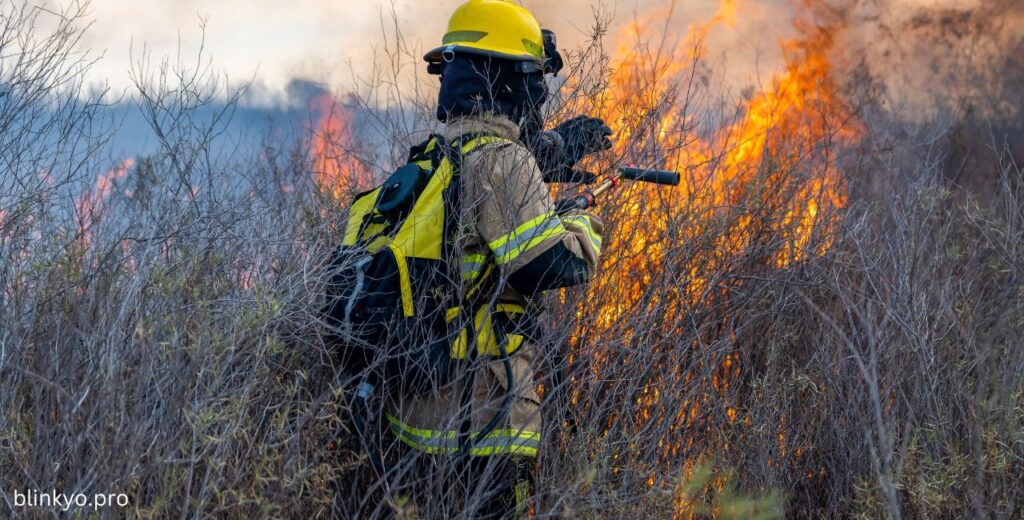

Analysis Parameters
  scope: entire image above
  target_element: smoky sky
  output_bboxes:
[66,0,799,102]
[36,0,1018,120]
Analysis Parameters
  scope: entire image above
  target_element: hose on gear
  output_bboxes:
[353,378,387,474]
[457,313,515,456]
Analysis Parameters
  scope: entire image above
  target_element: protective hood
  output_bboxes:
[436,53,547,131]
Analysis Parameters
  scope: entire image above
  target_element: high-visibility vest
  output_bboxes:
[324,133,532,393]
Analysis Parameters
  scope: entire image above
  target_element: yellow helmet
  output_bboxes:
[424,0,544,64]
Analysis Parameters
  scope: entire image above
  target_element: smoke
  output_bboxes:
[60,0,378,99]
[520,0,1024,122]
[46,0,1019,124]
[837,0,1024,121]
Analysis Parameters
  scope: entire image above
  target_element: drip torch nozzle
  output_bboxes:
[554,166,680,214]
[618,167,680,186]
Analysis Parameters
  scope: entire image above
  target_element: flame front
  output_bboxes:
[584,5,858,343]
[73,158,135,254]
[567,1,862,513]
[76,159,134,231]
[310,93,372,201]
[593,6,856,297]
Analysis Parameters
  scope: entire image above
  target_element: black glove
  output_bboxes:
[555,115,614,163]
[531,116,614,183]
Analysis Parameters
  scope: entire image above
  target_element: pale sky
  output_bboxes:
[75,0,443,99]
[45,0,990,108]
[68,0,777,103]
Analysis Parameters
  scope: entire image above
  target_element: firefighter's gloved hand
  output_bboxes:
[534,116,613,183]
[532,131,589,183]
[555,116,614,163]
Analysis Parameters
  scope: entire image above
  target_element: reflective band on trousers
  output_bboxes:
[487,212,566,265]
[461,253,487,281]
[386,413,540,457]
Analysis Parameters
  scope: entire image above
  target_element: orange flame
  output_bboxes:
[309,93,372,200]
[585,4,858,325]
[568,2,861,511]
[75,159,134,237]
[0,209,8,241]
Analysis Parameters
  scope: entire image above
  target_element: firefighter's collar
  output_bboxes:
[444,114,520,142]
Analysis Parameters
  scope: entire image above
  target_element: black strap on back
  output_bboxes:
[436,131,522,454]
[437,131,496,288]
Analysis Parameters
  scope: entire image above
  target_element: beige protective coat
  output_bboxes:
[385,114,603,452]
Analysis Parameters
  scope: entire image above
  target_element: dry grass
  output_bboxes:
[1,1,1022,518]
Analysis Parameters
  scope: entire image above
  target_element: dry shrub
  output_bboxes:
[1,1,1021,518]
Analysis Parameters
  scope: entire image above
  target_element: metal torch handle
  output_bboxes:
[553,167,679,214]
[554,178,617,214]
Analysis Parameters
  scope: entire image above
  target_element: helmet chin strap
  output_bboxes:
[541,29,564,76]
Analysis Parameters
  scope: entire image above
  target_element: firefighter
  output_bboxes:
[383,1,611,518]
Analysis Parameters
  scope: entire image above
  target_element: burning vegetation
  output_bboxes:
[1,0,1023,518]
[309,93,373,201]
[546,3,864,515]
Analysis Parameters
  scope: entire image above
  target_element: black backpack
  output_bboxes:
[323,133,506,392]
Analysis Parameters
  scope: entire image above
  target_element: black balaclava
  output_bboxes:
[436,53,547,138]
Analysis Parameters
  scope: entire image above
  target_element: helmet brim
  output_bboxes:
[423,44,542,64]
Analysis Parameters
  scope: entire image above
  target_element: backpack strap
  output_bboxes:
[435,131,510,283]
